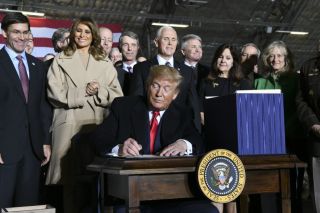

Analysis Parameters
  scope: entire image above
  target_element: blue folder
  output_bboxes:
[204,91,286,155]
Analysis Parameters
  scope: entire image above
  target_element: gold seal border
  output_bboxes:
[197,149,246,203]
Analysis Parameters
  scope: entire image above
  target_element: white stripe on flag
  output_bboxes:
[33,47,56,58]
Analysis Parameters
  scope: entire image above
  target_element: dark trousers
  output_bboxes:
[0,142,41,208]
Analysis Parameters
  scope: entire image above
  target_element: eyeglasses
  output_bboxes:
[60,36,69,43]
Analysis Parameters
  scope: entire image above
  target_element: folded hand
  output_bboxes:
[160,139,187,157]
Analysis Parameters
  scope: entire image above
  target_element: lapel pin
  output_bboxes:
[32,62,35,66]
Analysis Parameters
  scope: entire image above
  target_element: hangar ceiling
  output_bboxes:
[0,0,319,67]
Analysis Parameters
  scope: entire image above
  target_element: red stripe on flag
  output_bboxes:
[0,12,122,58]
[34,37,53,47]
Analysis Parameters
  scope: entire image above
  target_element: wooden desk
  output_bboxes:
[87,155,306,213]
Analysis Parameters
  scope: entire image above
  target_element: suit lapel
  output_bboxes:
[26,54,41,104]
[160,103,180,145]
[131,98,150,152]
[58,51,86,86]
[151,56,159,65]
[0,48,26,101]
[173,59,182,73]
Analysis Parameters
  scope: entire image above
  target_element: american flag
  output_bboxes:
[0,13,122,58]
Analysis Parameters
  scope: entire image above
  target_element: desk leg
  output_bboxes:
[239,194,249,213]
[280,169,291,213]
[126,176,140,213]
[99,171,105,213]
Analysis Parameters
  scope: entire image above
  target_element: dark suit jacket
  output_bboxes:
[0,48,51,163]
[296,56,320,156]
[193,63,210,93]
[93,96,203,155]
[128,56,201,131]
[115,61,134,96]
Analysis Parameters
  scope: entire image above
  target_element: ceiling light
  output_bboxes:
[275,30,309,35]
[0,9,45,17]
[151,22,189,28]
[289,31,309,35]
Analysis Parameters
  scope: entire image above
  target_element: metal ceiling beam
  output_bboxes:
[0,1,306,28]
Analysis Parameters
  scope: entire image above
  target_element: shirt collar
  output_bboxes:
[123,61,137,69]
[148,110,165,122]
[5,45,27,61]
[184,60,197,67]
[157,55,174,66]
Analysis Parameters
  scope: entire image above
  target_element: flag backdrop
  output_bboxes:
[0,13,122,58]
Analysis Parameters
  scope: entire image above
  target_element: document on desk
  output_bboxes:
[106,153,193,159]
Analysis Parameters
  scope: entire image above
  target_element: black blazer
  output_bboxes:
[93,96,203,155]
[0,48,51,163]
[194,63,210,93]
[115,62,134,96]
[128,56,201,131]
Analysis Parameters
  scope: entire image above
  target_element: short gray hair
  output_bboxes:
[181,34,202,50]
[119,31,140,47]
[52,28,69,52]
[241,43,261,58]
[155,26,177,40]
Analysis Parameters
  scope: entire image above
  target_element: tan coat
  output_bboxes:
[46,50,123,184]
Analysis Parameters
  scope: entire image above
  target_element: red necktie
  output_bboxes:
[16,55,29,102]
[150,111,160,154]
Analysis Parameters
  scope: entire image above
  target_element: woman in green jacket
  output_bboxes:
[255,40,304,153]
[255,40,306,212]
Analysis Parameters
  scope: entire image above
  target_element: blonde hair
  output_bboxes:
[146,65,183,92]
[261,40,294,74]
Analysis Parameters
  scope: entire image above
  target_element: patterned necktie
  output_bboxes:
[127,66,132,73]
[149,111,160,154]
[16,55,29,102]
[165,61,172,67]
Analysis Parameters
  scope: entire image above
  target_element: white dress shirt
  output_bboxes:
[111,110,193,155]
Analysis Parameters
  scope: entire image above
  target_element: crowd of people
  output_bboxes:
[0,12,320,213]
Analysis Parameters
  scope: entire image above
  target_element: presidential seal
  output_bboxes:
[197,149,246,203]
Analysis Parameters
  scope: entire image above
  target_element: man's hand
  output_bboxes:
[160,139,187,157]
[41,145,51,166]
[311,124,320,138]
[0,153,3,164]
[119,138,142,156]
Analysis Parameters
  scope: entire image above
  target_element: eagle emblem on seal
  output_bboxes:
[211,162,233,190]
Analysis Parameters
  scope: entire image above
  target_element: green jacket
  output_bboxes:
[254,72,305,154]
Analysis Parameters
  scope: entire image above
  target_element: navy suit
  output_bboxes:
[92,96,219,213]
[0,48,51,208]
[93,96,202,155]
[188,62,210,94]
[94,96,219,213]
[115,62,134,96]
[129,57,201,131]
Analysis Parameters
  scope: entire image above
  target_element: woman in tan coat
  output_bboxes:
[46,17,123,212]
